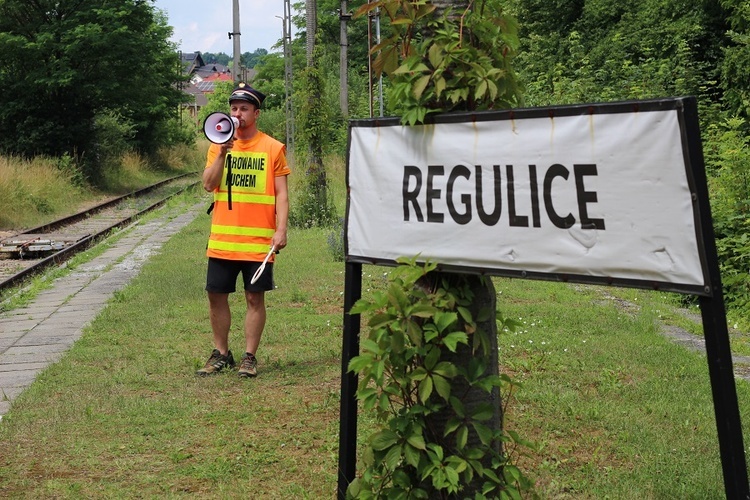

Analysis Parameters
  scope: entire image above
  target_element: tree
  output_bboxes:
[202,52,232,65]
[242,48,269,68]
[721,0,750,119]
[348,1,528,497]
[512,0,730,108]
[0,0,184,170]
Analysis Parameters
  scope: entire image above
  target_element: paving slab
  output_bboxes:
[0,202,203,419]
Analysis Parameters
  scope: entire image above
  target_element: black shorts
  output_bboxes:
[206,257,274,293]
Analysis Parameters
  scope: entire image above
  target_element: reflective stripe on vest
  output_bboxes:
[207,240,271,254]
[213,191,275,205]
[210,224,275,238]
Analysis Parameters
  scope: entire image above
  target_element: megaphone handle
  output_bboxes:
[225,153,233,211]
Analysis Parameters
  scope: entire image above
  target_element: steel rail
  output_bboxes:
[0,173,201,293]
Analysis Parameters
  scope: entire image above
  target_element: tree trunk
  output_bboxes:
[419,272,501,497]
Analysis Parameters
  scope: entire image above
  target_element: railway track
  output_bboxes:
[0,173,201,293]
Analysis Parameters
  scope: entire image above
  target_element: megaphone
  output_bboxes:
[203,112,239,144]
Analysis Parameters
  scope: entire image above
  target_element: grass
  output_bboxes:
[1,150,748,497]
[495,279,748,499]
[0,143,204,231]
[0,155,86,229]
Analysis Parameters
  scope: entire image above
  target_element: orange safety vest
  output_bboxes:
[205,132,289,262]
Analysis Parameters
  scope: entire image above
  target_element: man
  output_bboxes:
[197,82,290,378]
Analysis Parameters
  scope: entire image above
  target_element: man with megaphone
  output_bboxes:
[197,82,290,379]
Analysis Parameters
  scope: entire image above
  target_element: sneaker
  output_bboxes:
[238,352,258,378]
[196,349,235,376]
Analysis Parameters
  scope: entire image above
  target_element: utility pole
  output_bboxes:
[340,1,350,117]
[230,0,241,82]
[367,1,373,117]
[306,0,317,65]
[282,0,294,153]
[374,7,383,117]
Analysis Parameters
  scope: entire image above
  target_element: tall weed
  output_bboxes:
[0,155,84,229]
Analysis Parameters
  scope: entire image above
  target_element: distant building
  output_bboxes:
[178,51,256,118]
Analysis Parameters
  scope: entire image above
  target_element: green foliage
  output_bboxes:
[513,0,727,107]
[160,111,200,148]
[355,0,523,125]
[326,218,346,262]
[56,153,87,188]
[289,168,338,229]
[511,0,750,334]
[296,62,330,160]
[0,155,85,229]
[199,82,235,123]
[86,110,136,185]
[290,39,337,228]
[721,0,750,119]
[0,0,185,172]
[704,117,750,327]
[258,107,288,147]
[346,259,532,499]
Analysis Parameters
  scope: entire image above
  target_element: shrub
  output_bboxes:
[346,259,533,499]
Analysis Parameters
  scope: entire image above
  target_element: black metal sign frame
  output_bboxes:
[337,97,749,499]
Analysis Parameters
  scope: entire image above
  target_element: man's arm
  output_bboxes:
[272,174,289,250]
[202,142,232,192]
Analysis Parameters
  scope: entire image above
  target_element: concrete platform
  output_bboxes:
[0,202,204,418]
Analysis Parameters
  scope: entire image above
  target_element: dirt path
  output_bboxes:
[591,287,750,382]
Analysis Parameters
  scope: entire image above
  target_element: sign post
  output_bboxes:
[337,97,748,498]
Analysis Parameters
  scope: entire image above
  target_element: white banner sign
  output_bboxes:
[346,102,708,291]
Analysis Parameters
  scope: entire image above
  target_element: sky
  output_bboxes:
[151,0,291,55]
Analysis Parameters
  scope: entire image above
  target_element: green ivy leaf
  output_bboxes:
[426,443,444,461]
[406,433,427,451]
[432,361,458,379]
[349,299,374,315]
[428,43,443,68]
[442,331,468,352]
[445,466,460,487]
[443,417,462,436]
[449,396,466,417]
[424,345,440,369]
[406,321,423,346]
[456,425,469,449]
[435,76,446,97]
[347,355,370,373]
[390,331,405,353]
[434,311,457,333]
[384,443,403,470]
[433,374,451,400]
[470,402,495,422]
[457,306,472,323]
[475,80,488,99]
[411,366,428,381]
[472,421,493,446]
[367,312,394,330]
[417,376,433,402]
[370,429,399,451]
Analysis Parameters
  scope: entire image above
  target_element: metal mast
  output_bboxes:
[340,1,350,117]
[283,0,294,152]
[230,0,241,82]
